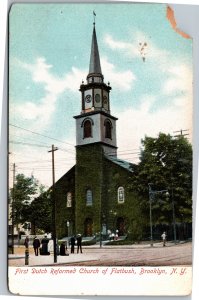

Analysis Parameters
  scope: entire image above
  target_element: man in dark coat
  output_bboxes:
[33,236,40,256]
[24,236,29,248]
[70,236,76,254]
[76,234,83,254]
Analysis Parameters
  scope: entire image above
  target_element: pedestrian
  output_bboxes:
[60,242,67,256]
[40,234,50,255]
[33,236,40,256]
[24,236,29,248]
[70,236,76,254]
[111,233,115,241]
[76,234,83,254]
[161,232,167,247]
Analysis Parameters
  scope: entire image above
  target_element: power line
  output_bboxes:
[15,157,75,164]
[16,163,75,170]
[10,141,50,149]
[9,123,75,147]
[9,132,52,145]
[9,140,75,154]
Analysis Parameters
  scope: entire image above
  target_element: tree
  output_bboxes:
[29,189,52,234]
[130,133,192,225]
[10,174,39,226]
[10,174,53,235]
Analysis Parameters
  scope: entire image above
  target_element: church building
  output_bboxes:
[55,22,143,240]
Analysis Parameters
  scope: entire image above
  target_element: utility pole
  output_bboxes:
[11,163,16,254]
[171,184,177,244]
[173,129,189,138]
[48,145,58,263]
[99,148,104,248]
[148,184,153,247]
[148,183,168,247]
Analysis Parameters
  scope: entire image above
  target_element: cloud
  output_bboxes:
[11,57,87,127]
[104,34,139,57]
[116,95,192,163]
[104,32,169,62]
[12,56,136,128]
[101,57,136,91]
[18,57,87,95]
[163,64,193,96]
[103,29,193,115]
[162,63,193,124]
[13,94,56,123]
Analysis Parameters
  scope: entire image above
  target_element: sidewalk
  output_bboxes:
[9,248,106,267]
[9,252,100,267]
[8,241,191,267]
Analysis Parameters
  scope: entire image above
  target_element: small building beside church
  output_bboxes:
[55,22,144,240]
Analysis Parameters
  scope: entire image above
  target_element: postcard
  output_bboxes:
[8,2,193,296]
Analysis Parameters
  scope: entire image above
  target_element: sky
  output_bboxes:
[9,3,193,188]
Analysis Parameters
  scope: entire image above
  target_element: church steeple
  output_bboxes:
[87,24,103,82]
[74,17,117,157]
[79,21,111,114]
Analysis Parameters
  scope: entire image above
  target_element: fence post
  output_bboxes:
[25,248,29,265]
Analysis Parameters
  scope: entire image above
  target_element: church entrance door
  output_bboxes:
[116,217,125,236]
[84,218,93,237]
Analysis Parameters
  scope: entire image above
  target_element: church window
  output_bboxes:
[118,187,125,203]
[84,120,92,138]
[86,189,93,206]
[67,192,72,207]
[104,119,112,139]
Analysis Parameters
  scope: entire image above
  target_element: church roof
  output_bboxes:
[105,155,134,173]
[88,25,102,75]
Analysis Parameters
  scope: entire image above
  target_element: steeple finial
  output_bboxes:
[93,11,96,26]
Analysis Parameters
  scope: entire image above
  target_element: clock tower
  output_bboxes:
[74,22,118,157]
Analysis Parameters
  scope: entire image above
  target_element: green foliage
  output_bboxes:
[81,239,97,246]
[130,133,192,224]
[10,174,39,225]
[10,173,53,234]
[105,239,134,246]
[29,190,53,234]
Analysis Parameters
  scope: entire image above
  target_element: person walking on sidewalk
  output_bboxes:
[24,236,29,248]
[33,236,40,256]
[161,232,167,247]
[76,234,83,254]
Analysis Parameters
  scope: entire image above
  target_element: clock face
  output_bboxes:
[85,94,92,103]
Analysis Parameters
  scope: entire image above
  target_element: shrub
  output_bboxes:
[82,239,96,246]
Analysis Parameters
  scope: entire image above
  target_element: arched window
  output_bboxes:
[104,120,112,139]
[67,192,72,207]
[86,189,93,206]
[118,187,125,203]
[84,120,92,138]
